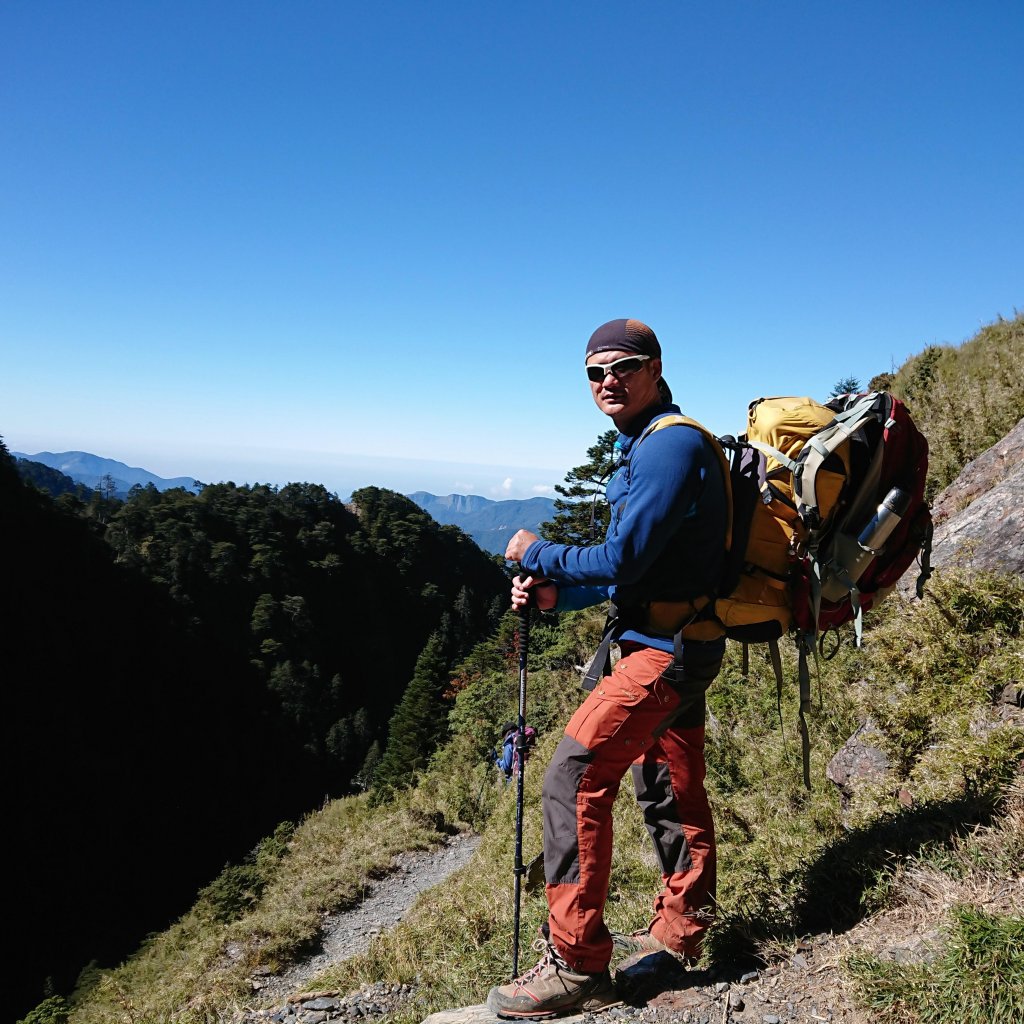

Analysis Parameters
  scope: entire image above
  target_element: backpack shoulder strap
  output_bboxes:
[639,414,734,552]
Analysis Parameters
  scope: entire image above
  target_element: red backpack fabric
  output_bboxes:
[790,392,933,636]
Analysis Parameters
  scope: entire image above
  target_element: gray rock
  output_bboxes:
[421,1007,508,1024]
[908,417,1024,586]
[300,998,340,1011]
[729,991,745,1010]
[826,718,890,803]
[1000,683,1023,707]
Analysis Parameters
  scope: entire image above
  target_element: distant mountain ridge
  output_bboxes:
[11,449,556,553]
[407,491,557,555]
[13,450,200,497]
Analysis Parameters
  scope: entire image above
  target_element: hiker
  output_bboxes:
[488,318,728,1018]
[492,721,517,782]
[492,721,537,783]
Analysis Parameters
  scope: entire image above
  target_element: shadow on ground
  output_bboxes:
[714,787,1005,962]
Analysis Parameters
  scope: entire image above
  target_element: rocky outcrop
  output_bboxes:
[921,417,1024,579]
[834,419,1023,811]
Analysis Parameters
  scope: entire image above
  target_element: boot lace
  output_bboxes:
[512,937,569,989]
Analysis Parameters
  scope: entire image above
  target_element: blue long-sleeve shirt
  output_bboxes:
[521,403,727,653]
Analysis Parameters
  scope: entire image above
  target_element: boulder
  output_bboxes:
[826,719,890,805]
[915,418,1024,583]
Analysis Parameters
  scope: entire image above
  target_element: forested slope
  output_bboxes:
[2,463,505,1020]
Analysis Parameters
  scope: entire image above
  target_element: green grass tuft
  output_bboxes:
[847,905,1024,1024]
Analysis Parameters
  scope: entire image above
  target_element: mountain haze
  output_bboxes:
[407,491,557,555]
[13,450,556,555]
[13,450,200,496]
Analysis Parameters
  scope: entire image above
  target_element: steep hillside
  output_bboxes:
[2,460,505,1022]
[16,315,1023,1024]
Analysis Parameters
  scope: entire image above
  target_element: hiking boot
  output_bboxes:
[486,938,621,1019]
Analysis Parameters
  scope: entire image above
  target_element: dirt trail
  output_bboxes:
[253,831,482,1004]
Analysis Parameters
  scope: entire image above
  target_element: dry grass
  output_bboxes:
[891,312,1024,500]
[844,773,1024,1023]
[65,797,448,1024]
[56,568,1022,1024]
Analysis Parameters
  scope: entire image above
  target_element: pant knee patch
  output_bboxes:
[631,761,692,874]
[542,735,593,884]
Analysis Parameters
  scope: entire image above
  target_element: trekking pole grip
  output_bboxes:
[514,566,534,651]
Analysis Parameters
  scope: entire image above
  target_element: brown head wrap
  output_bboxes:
[585,318,672,403]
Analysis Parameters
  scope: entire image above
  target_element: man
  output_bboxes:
[487,318,727,1018]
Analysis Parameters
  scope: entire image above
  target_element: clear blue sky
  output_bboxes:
[2,1,1021,500]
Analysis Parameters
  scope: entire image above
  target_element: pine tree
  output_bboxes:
[829,375,862,398]
[370,632,452,799]
[540,428,618,544]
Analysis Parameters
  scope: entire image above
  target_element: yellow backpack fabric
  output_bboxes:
[635,399,850,643]
[712,396,850,638]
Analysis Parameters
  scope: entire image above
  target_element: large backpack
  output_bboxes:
[612,392,933,786]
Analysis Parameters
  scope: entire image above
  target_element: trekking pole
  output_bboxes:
[511,581,531,979]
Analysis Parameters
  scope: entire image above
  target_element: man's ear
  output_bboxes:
[650,357,663,382]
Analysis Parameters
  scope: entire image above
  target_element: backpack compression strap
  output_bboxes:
[796,633,816,791]
[795,392,888,525]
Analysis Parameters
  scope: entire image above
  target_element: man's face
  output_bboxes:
[585,348,663,425]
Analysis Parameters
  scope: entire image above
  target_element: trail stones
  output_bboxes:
[421,1008,507,1024]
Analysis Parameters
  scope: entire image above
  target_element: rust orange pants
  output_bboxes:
[541,640,722,973]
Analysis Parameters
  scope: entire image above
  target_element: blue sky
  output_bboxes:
[2,1,1021,500]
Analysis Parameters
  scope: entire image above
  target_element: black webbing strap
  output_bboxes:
[767,637,786,747]
[650,627,692,740]
[582,610,619,691]
[917,519,934,599]
[797,633,814,791]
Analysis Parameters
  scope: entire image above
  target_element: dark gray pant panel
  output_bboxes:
[634,646,722,874]
[631,760,692,875]
[542,734,594,885]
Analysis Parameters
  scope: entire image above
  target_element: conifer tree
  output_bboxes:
[829,375,862,397]
[540,428,618,544]
[370,632,452,799]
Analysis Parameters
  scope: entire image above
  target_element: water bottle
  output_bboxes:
[857,487,912,553]
[821,486,912,601]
